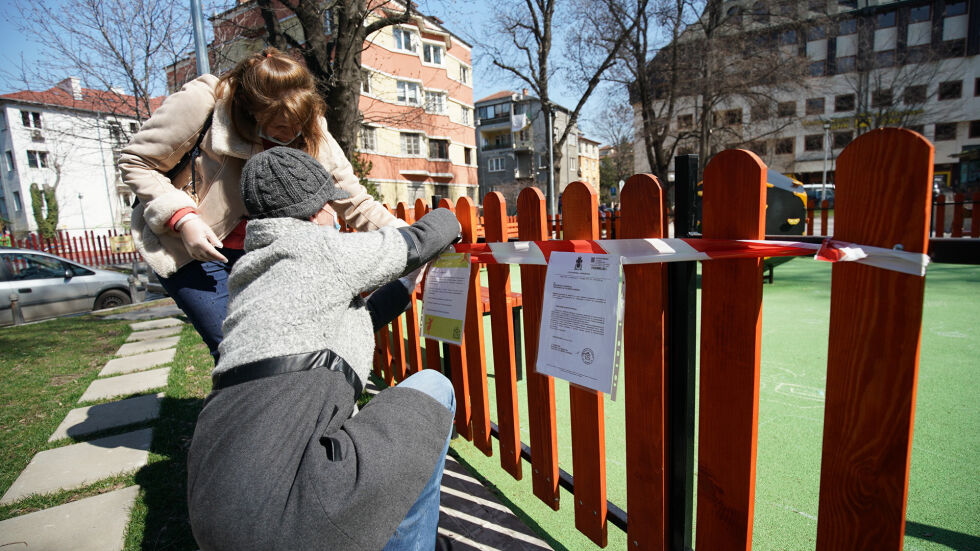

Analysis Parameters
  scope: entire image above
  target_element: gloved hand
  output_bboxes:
[178,216,229,263]
[396,208,462,272]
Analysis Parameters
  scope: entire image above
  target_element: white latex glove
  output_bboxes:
[179,216,228,263]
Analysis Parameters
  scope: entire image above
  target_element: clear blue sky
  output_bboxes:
[0,0,608,137]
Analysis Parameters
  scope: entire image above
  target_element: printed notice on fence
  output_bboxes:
[536,252,624,399]
[421,252,471,345]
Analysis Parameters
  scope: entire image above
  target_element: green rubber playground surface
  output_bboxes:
[449,260,979,550]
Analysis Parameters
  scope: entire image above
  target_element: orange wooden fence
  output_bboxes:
[372,128,932,549]
[8,229,142,267]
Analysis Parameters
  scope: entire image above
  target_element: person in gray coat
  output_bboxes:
[186,147,461,550]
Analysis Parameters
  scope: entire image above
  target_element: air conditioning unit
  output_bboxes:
[30,129,44,141]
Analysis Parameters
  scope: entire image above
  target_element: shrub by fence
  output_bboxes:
[373,128,936,550]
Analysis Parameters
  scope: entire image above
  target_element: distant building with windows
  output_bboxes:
[474,90,582,202]
[167,0,478,205]
[0,78,159,235]
[578,136,601,189]
[635,0,979,192]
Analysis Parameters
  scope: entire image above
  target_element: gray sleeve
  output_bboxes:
[365,280,412,332]
[395,208,462,274]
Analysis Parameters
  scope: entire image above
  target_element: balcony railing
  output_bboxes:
[478,115,511,126]
[483,142,513,151]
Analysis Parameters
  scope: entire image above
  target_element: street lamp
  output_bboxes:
[78,193,87,233]
[821,121,831,203]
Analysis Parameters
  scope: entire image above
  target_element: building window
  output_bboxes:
[876,11,896,28]
[12,191,22,212]
[21,111,42,129]
[464,147,472,164]
[775,138,794,154]
[428,139,449,160]
[424,91,446,114]
[804,134,824,151]
[806,97,825,115]
[909,5,930,23]
[488,157,505,172]
[677,114,693,128]
[945,2,967,16]
[4,150,13,171]
[461,107,471,125]
[835,94,855,112]
[751,104,770,121]
[871,88,893,108]
[714,109,742,127]
[934,123,957,141]
[875,50,896,67]
[975,78,980,96]
[396,81,421,105]
[907,124,924,135]
[777,101,796,117]
[748,141,767,155]
[423,43,443,64]
[460,66,470,84]
[26,150,49,168]
[938,80,962,100]
[904,85,927,104]
[838,19,857,35]
[128,122,139,133]
[809,61,825,76]
[807,25,825,41]
[393,28,416,52]
[361,70,371,94]
[400,133,422,156]
[839,0,857,8]
[968,120,980,138]
[907,45,932,63]
[836,56,856,72]
[359,126,376,151]
[833,131,853,149]
[779,29,797,45]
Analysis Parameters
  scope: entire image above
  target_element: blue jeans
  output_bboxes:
[156,248,245,361]
[383,370,456,551]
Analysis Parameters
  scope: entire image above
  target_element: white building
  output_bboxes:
[0,78,161,236]
[635,0,979,192]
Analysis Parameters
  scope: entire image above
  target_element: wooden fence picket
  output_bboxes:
[621,173,668,550]
[439,198,472,441]
[457,196,492,456]
[563,181,608,547]
[951,193,964,237]
[696,149,767,550]
[517,186,560,510]
[483,191,523,479]
[816,128,933,549]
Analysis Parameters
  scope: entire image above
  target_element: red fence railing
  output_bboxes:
[371,128,937,549]
[8,229,142,268]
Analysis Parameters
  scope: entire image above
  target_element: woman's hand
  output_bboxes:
[179,217,229,263]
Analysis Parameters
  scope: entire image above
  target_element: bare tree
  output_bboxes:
[482,0,642,212]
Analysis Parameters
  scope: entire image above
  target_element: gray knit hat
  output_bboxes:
[241,146,350,220]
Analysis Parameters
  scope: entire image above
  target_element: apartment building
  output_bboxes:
[578,136,601,189]
[635,0,979,192]
[475,90,581,202]
[167,1,478,205]
[0,78,158,235]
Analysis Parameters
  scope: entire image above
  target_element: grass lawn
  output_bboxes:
[451,260,979,550]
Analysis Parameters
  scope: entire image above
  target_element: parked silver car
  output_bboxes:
[0,248,133,325]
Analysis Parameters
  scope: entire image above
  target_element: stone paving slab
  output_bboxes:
[99,349,175,377]
[49,393,164,442]
[0,485,140,551]
[129,318,183,331]
[114,336,180,357]
[79,368,170,403]
[438,456,553,550]
[105,303,183,321]
[1,429,153,505]
[126,326,182,342]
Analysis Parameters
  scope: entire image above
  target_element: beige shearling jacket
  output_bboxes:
[119,74,401,277]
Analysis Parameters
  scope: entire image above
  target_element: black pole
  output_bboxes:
[667,154,698,551]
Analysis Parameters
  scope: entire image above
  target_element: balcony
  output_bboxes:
[482,141,513,151]
[478,115,511,129]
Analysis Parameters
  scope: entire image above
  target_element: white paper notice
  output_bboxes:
[536,252,624,398]
[420,252,471,345]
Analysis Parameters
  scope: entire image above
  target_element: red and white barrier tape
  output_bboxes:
[453,238,929,276]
